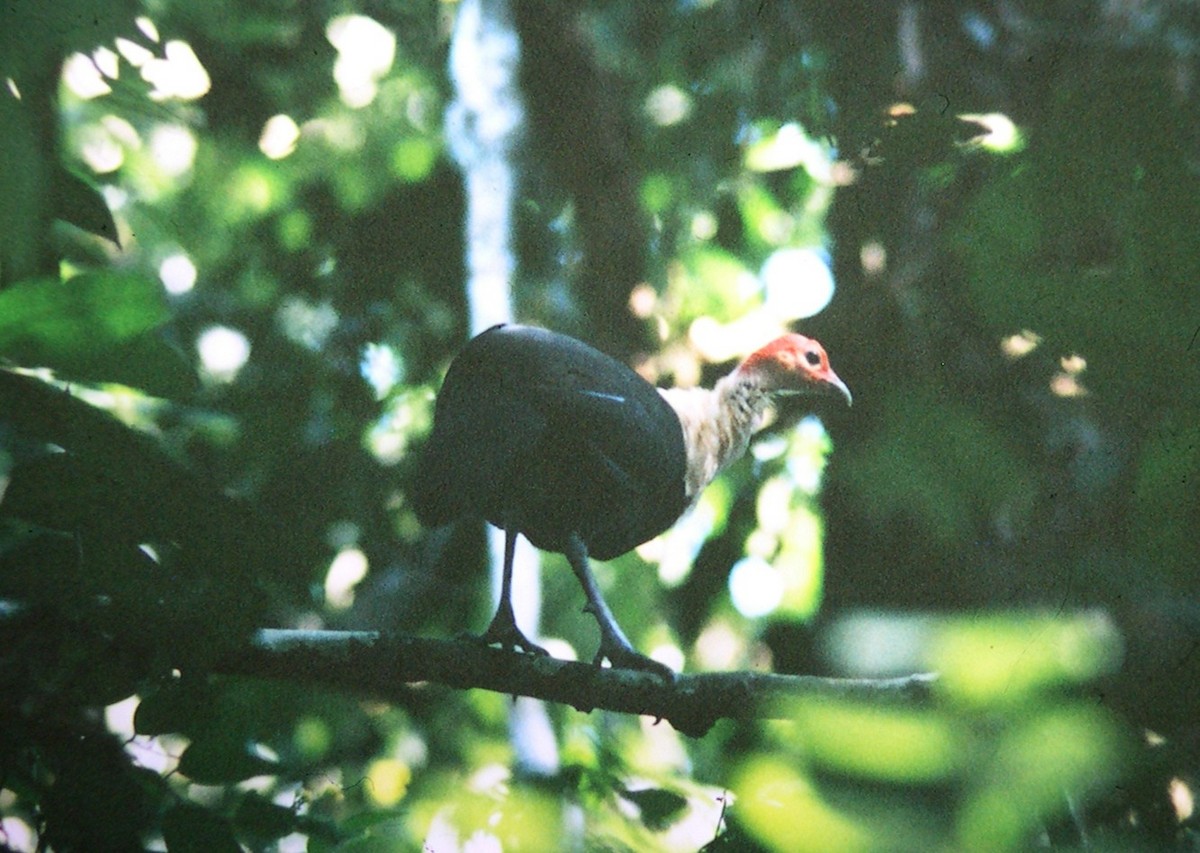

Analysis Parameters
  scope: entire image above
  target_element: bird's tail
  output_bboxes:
[409,449,461,528]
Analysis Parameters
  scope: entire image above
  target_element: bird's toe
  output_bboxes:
[476,624,549,657]
[595,644,675,682]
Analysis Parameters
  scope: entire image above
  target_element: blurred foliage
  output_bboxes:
[1,0,1198,850]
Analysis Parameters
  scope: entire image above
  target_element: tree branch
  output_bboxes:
[218,629,937,738]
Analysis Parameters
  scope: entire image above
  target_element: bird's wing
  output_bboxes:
[533,383,641,485]
[413,324,687,556]
[519,373,687,556]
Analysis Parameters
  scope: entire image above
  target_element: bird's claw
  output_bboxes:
[593,642,676,682]
[475,623,549,657]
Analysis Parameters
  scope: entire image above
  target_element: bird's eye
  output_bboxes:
[804,350,821,367]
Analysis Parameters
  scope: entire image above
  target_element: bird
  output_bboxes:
[412,323,851,679]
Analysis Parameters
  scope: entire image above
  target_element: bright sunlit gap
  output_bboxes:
[1002,332,1090,397]
[860,240,887,275]
[1002,329,1042,359]
[67,29,208,101]
[627,282,657,319]
[649,643,686,674]
[63,52,112,99]
[0,816,34,853]
[277,297,338,351]
[638,486,720,587]
[196,325,251,383]
[1051,353,1089,397]
[135,15,160,43]
[159,252,197,294]
[144,121,195,179]
[327,15,396,108]
[104,694,183,776]
[645,83,692,126]
[745,121,835,183]
[1061,353,1086,374]
[683,244,838,368]
[78,120,127,173]
[325,547,369,609]
[729,556,785,618]
[365,389,432,467]
[694,619,748,670]
[761,246,835,319]
[690,210,718,241]
[142,40,211,100]
[959,111,1024,153]
[115,37,153,67]
[259,114,301,160]
[1170,776,1195,822]
[366,756,413,807]
[149,123,198,177]
[360,342,403,399]
[70,113,140,177]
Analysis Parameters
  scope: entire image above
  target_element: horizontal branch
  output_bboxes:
[218,629,938,738]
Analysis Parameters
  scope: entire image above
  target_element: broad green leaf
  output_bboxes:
[177,737,279,784]
[163,803,241,853]
[234,792,300,842]
[957,706,1129,850]
[0,272,166,349]
[618,787,688,831]
[54,167,120,245]
[134,679,218,737]
[932,613,1123,706]
[82,330,197,398]
[731,756,871,853]
[787,699,967,784]
[0,272,194,394]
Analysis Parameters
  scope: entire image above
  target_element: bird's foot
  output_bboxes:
[593,640,675,682]
[475,616,549,657]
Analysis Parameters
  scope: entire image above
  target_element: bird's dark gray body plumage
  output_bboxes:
[414,324,688,560]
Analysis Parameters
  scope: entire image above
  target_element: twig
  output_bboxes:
[218,629,938,738]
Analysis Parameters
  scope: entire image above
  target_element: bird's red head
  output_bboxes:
[739,334,853,405]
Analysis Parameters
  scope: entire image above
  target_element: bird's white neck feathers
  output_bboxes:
[658,367,772,502]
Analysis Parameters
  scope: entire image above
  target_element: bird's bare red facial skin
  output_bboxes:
[742,334,831,388]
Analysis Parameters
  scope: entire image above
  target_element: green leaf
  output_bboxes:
[0,272,167,347]
[619,787,689,831]
[177,737,279,785]
[0,272,195,394]
[41,758,155,850]
[54,167,120,245]
[134,679,218,737]
[234,791,299,842]
[85,329,197,398]
[0,525,89,606]
[163,803,241,853]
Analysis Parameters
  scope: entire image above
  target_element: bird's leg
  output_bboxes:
[564,534,674,681]
[477,526,548,656]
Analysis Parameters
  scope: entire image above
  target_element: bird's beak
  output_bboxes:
[826,372,853,407]
[777,371,853,406]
